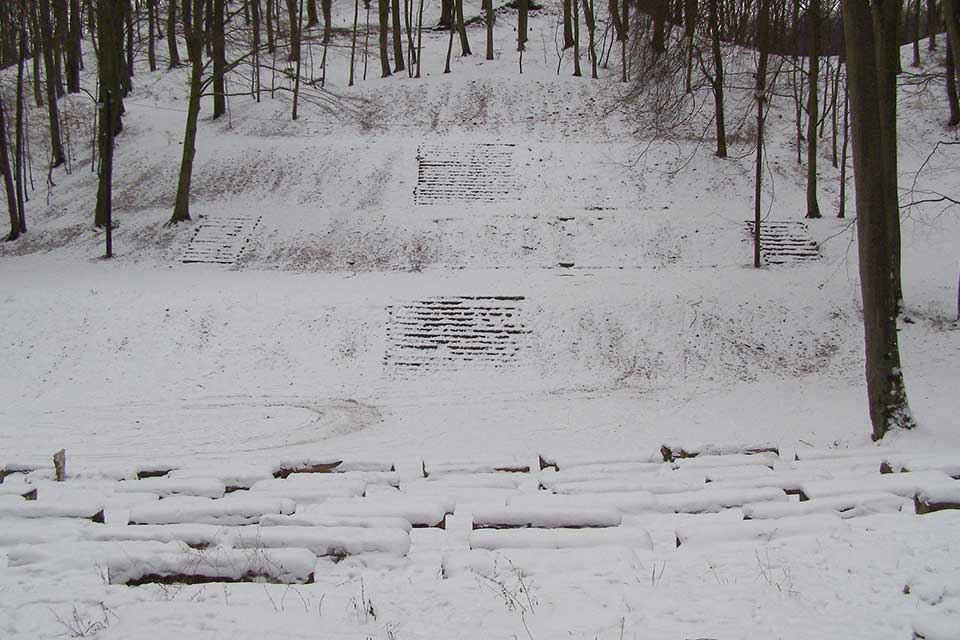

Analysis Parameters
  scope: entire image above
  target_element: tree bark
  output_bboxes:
[754,0,771,267]
[912,0,921,66]
[806,0,822,218]
[1,97,19,241]
[518,0,528,51]
[842,0,915,440]
[39,0,67,168]
[928,0,937,49]
[148,0,158,71]
[285,0,301,61]
[946,39,960,125]
[708,0,725,157]
[485,0,494,60]
[170,0,206,224]
[95,0,124,230]
[307,0,319,26]
[573,0,582,76]
[66,0,82,92]
[167,0,182,66]
[212,0,226,118]
[379,0,392,76]
[455,0,470,56]
[584,0,598,78]
[350,0,360,84]
[563,0,575,48]
[393,0,406,71]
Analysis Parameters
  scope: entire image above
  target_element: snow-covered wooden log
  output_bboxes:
[0,498,104,522]
[231,525,411,557]
[799,471,955,501]
[915,484,960,514]
[911,613,960,640]
[1,461,50,482]
[0,481,37,500]
[116,477,226,499]
[272,458,344,478]
[742,492,905,520]
[470,527,653,551]
[423,461,531,478]
[675,514,847,547]
[259,513,412,531]
[85,523,228,547]
[404,484,517,508]
[881,454,960,478]
[168,465,274,491]
[546,476,701,496]
[508,491,660,515]
[672,452,778,470]
[662,486,788,513]
[538,453,662,471]
[300,497,454,528]
[793,446,891,462]
[470,505,622,529]
[107,546,317,585]
[249,476,368,503]
[128,495,295,525]
[660,442,779,462]
[420,473,524,489]
[537,464,664,487]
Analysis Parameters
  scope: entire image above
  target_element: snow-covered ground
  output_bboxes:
[2,3,959,639]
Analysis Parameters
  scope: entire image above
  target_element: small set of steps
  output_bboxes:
[744,220,820,265]
[383,296,530,373]
[414,143,522,205]
[181,215,261,264]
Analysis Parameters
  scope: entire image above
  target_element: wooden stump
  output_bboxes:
[53,449,66,482]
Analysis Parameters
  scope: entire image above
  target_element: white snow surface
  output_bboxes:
[1,3,960,639]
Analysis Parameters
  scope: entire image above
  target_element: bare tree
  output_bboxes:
[842,0,915,440]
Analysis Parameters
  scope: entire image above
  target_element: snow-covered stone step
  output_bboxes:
[470,505,622,530]
[675,514,847,547]
[881,454,960,478]
[107,545,316,585]
[299,496,455,528]
[659,442,779,462]
[116,477,226,499]
[799,471,956,501]
[915,484,960,514]
[128,495,295,525]
[742,492,906,520]
[260,513,412,531]
[0,498,105,522]
[469,526,653,551]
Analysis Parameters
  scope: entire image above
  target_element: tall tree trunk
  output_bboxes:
[753,0,771,267]
[651,0,668,55]
[928,0,937,49]
[444,2,456,72]
[124,0,135,83]
[573,0,582,76]
[416,0,424,76]
[584,0,598,78]
[842,0,915,440]
[912,0,921,66]
[66,0,82,92]
[167,0,182,66]
[684,0,696,93]
[350,0,360,84]
[620,0,629,81]
[212,0,226,118]
[708,0,725,157]
[252,0,261,99]
[806,0,822,218]
[30,6,44,108]
[323,0,332,43]
[946,39,960,125]
[266,0,275,52]
[518,0,528,51]
[379,0,392,75]
[52,0,68,97]
[839,79,849,218]
[170,0,206,224]
[307,0,319,26]
[14,26,27,233]
[485,0,494,60]
[95,0,124,230]
[440,0,453,28]
[147,0,158,71]
[1,97,19,241]
[455,0,470,56]
[285,0,300,60]
[563,0,575,48]
[393,0,406,71]
[39,0,67,168]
